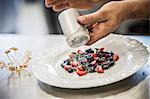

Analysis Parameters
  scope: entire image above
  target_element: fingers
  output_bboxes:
[45,0,69,12]
[86,21,115,45]
[45,0,67,8]
[45,0,56,7]
[77,10,110,45]
[45,0,56,5]
[77,11,106,25]
[53,3,69,12]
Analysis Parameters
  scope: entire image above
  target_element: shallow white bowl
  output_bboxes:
[32,34,149,89]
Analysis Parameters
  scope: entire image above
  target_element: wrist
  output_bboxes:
[121,0,149,19]
[116,1,136,21]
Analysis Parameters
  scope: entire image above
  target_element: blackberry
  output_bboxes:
[61,47,119,76]
[85,48,94,53]
[67,68,74,73]
[102,65,109,69]
[108,61,115,67]
[61,64,64,68]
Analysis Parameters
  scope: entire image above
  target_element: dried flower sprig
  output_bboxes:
[0,47,32,84]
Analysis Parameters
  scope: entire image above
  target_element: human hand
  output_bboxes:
[45,0,108,12]
[77,1,137,45]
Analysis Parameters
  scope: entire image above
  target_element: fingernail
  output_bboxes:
[46,4,52,7]
[53,7,60,12]
[78,17,86,22]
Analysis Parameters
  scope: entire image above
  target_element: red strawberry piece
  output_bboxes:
[82,59,87,62]
[113,54,119,61]
[71,61,79,67]
[76,69,87,76]
[92,53,96,57]
[78,66,85,71]
[69,54,74,59]
[99,48,104,52]
[92,54,98,59]
[64,65,72,70]
[95,67,104,73]
[91,60,97,66]
[77,50,82,54]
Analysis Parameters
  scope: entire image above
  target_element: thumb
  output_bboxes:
[77,11,104,25]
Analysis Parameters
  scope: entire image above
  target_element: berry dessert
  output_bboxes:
[61,48,119,76]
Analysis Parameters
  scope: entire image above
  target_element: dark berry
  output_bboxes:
[85,48,94,53]
[71,52,76,54]
[61,64,64,68]
[67,68,74,73]
[102,64,109,69]
[108,61,115,66]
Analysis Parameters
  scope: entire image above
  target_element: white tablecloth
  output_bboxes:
[0,34,149,99]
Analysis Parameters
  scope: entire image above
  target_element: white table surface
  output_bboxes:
[0,34,149,99]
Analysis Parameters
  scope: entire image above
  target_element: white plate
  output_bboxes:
[32,34,149,89]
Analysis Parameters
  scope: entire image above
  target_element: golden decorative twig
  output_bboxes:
[0,47,32,84]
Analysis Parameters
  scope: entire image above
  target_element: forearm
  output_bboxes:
[92,0,112,6]
[122,0,150,19]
